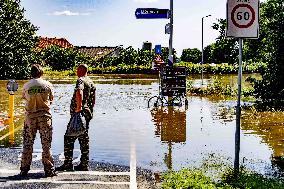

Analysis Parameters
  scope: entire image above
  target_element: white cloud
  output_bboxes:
[134,0,159,3]
[50,10,91,16]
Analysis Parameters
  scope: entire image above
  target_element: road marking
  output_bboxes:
[0,169,130,176]
[130,142,137,189]
[5,180,130,185]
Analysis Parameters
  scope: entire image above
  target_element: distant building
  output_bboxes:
[76,46,122,60]
[37,37,123,61]
[142,41,152,51]
[37,37,73,49]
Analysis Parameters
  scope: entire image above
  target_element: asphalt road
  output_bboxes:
[0,148,159,189]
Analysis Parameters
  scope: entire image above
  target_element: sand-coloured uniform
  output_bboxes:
[20,78,55,174]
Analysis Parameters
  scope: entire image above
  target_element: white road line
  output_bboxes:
[5,180,130,185]
[0,169,130,176]
[130,142,137,189]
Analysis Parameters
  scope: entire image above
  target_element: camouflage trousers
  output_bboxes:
[63,120,90,167]
[21,115,55,173]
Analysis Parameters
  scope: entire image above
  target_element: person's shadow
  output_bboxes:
[0,172,46,182]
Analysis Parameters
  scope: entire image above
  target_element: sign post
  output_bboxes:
[227,0,259,173]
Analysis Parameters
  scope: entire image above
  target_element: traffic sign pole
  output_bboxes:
[234,38,243,173]
[226,0,259,174]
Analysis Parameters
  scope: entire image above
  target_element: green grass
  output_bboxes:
[43,67,75,76]
[162,168,284,189]
[162,169,232,189]
[187,79,255,100]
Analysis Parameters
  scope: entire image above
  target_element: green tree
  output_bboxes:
[243,2,271,63]
[42,45,94,71]
[161,47,178,64]
[211,18,238,64]
[180,48,201,63]
[0,0,38,79]
[203,44,214,63]
[250,0,284,108]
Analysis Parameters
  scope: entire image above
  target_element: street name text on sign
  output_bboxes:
[227,0,259,38]
[135,8,170,19]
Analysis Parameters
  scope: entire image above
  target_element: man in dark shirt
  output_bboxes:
[56,64,96,171]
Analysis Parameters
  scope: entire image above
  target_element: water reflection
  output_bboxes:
[241,110,284,170]
[150,106,186,170]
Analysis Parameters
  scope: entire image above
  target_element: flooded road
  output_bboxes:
[0,74,283,175]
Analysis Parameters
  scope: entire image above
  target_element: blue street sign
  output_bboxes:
[155,45,162,54]
[135,8,170,19]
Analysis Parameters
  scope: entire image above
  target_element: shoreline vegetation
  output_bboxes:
[162,168,284,189]
[44,61,266,77]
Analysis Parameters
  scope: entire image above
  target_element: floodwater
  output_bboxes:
[0,74,284,175]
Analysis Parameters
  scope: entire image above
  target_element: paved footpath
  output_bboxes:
[0,148,159,189]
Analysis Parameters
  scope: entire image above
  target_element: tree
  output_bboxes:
[203,44,214,63]
[0,0,38,79]
[242,2,271,63]
[161,47,178,64]
[250,0,284,108]
[211,18,238,64]
[42,45,94,71]
[180,48,201,63]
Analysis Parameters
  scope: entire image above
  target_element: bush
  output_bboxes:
[176,61,266,74]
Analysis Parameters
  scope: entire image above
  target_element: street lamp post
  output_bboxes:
[169,0,173,66]
[201,14,211,85]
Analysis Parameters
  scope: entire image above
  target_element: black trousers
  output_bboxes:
[63,120,90,166]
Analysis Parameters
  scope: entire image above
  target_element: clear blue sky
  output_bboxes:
[21,0,229,55]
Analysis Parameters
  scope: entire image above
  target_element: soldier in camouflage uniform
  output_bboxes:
[20,64,57,177]
[56,64,96,171]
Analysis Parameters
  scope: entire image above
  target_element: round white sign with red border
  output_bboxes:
[227,0,259,38]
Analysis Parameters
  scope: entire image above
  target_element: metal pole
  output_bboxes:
[201,15,211,85]
[169,0,173,66]
[234,38,243,173]
[201,17,204,85]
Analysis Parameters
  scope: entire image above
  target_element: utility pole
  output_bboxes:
[201,14,211,85]
[168,0,173,66]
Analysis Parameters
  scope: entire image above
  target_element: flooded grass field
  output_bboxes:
[0,74,284,176]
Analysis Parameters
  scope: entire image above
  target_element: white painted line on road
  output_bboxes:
[5,180,130,185]
[130,142,137,189]
[0,169,130,176]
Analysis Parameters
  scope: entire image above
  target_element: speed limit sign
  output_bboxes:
[227,0,259,38]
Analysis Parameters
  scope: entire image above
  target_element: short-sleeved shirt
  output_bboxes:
[70,76,96,121]
[22,78,54,118]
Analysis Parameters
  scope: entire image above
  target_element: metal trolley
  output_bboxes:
[148,65,188,108]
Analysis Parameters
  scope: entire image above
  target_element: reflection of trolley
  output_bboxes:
[148,65,188,108]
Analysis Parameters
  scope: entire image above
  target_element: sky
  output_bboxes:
[21,0,229,55]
